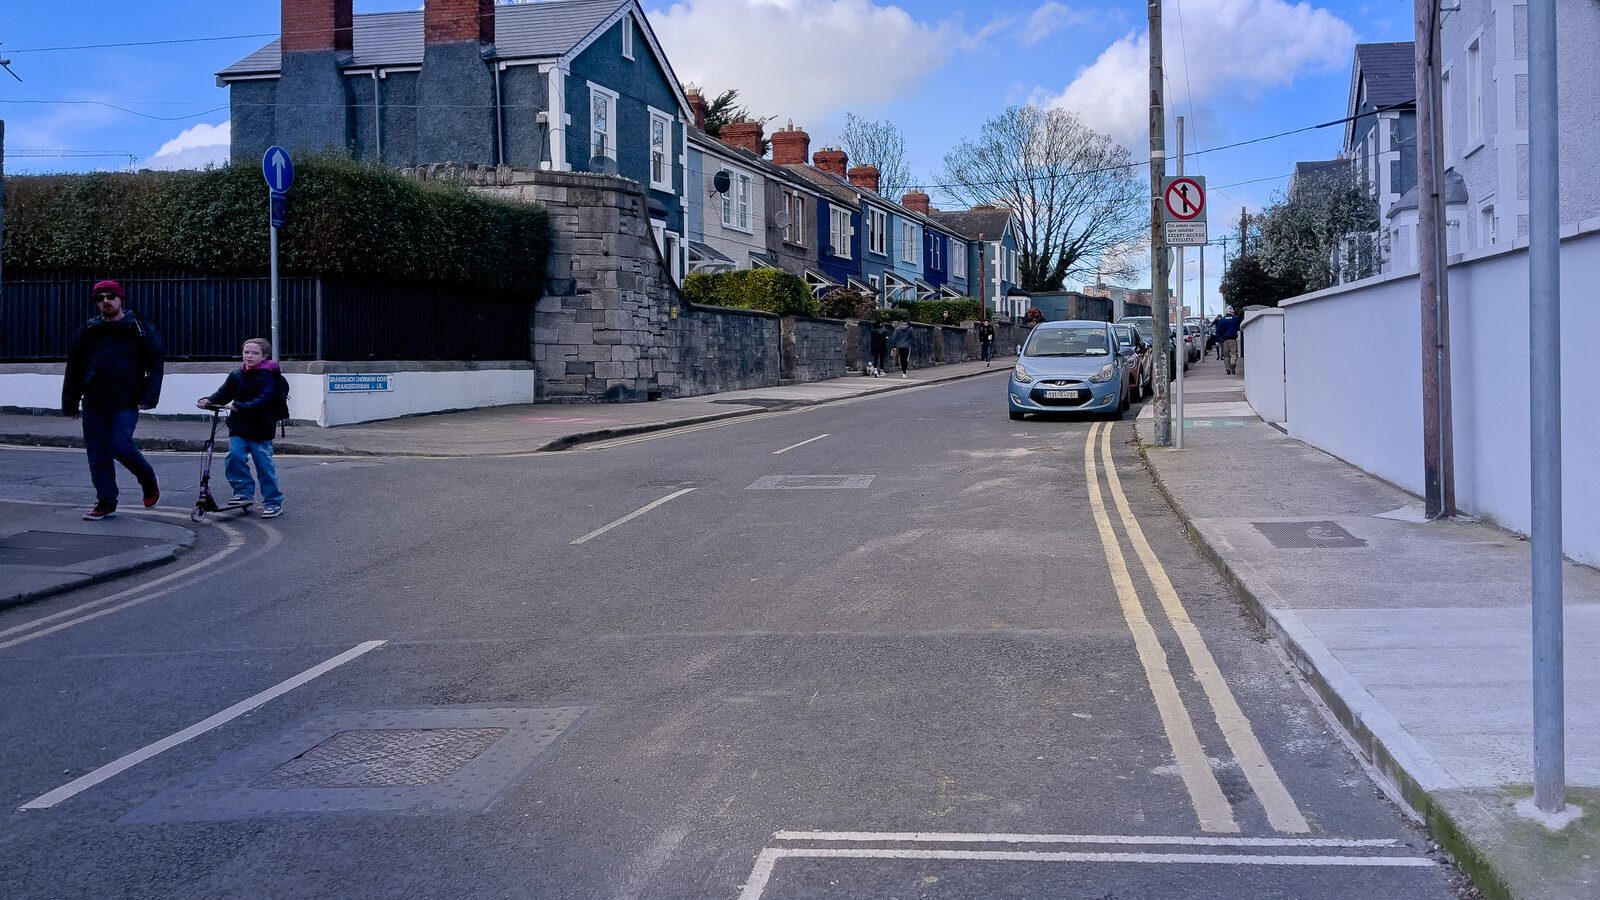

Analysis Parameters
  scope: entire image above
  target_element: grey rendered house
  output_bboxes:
[221,0,693,277]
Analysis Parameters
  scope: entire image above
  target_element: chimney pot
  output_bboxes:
[902,191,930,215]
[770,123,811,166]
[847,164,880,194]
[686,90,708,131]
[720,119,764,156]
[813,148,848,178]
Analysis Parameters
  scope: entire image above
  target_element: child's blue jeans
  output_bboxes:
[226,437,283,506]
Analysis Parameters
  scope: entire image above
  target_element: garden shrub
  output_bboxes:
[681,268,817,316]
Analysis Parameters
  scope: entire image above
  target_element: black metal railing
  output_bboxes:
[0,271,532,361]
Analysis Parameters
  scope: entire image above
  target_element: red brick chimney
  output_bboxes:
[282,0,353,53]
[902,191,930,214]
[770,121,810,166]
[721,118,764,155]
[812,147,848,178]
[686,91,708,131]
[425,0,494,45]
[847,164,880,194]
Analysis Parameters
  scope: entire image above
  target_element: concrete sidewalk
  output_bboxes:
[1138,356,1599,900]
[0,500,195,610]
[0,357,1011,458]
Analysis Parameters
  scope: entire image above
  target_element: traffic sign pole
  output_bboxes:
[1174,118,1185,450]
[261,147,294,362]
[270,211,280,364]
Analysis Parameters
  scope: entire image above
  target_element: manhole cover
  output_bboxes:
[0,530,165,567]
[250,727,508,789]
[746,475,875,490]
[1252,520,1367,548]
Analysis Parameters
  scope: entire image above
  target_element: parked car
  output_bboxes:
[1008,321,1131,420]
[1183,323,1203,363]
[1117,315,1179,381]
[1113,322,1151,399]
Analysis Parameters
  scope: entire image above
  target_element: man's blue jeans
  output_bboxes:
[226,437,283,506]
[81,407,157,505]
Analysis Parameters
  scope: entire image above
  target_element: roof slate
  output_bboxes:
[220,0,628,78]
[1355,42,1416,109]
[930,207,1013,241]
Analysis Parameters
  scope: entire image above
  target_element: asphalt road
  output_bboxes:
[0,375,1474,899]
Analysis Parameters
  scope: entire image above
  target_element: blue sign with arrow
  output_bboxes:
[261,145,294,194]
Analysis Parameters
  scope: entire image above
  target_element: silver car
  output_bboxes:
[1008,320,1131,420]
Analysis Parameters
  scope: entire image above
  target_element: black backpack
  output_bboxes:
[271,370,291,425]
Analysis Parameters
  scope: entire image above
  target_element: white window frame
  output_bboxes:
[1441,69,1454,161]
[829,204,853,259]
[1481,204,1497,246]
[783,189,806,246]
[1466,39,1483,144]
[868,207,888,256]
[587,83,619,164]
[721,168,753,233]
[951,240,966,278]
[900,221,916,263]
[621,13,634,60]
[647,107,672,192]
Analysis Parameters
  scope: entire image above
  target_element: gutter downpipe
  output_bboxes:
[493,63,505,167]
[370,70,383,161]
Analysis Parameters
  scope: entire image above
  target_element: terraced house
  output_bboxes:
[221,0,693,275]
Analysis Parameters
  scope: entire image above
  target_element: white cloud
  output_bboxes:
[1018,2,1088,46]
[649,0,955,125]
[1047,0,1356,146]
[145,121,231,171]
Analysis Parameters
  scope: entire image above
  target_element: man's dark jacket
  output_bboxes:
[1214,315,1242,341]
[205,361,283,442]
[61,313,166,412]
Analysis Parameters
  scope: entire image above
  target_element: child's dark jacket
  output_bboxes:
[207,361,281,442]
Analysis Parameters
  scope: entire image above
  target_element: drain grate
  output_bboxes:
[1253,520,1367,549]
[250,727,507,789]
[746,475,875,490]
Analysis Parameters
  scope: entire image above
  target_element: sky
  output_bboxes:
[0,0,1410,311]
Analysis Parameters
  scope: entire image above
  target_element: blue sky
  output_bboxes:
[1,0,1408,309]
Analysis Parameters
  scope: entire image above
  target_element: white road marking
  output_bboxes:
[1083,422,1238,833]
[0,519,274,651]
[569,488,697,545]
[738,845,1436,900]
[772,831,1398,848]
[1098,425,1311,833]
[771,434,830,455]
[19,640,386,810]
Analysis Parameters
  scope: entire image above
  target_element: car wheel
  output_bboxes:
[1009,410,1024,421]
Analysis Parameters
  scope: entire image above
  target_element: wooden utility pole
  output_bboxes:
[1148,0,1171,445]
[1415,0,1456,518]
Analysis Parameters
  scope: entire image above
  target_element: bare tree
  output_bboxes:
[940,106,1145,292]
[838,112,915,200]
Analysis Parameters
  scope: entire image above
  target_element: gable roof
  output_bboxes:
[1346,42,1415,147]
[930,207,1014,242]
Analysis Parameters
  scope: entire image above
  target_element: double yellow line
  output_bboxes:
[1084,422,1309,835]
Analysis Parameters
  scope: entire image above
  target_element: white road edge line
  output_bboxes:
[1099,425,1311,834]
[771,831,1398,848]
[772,434,830,455]
[738,847,1436,900]
[18,640,386,810]
[570,488,697,545]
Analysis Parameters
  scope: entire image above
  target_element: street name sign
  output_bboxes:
[1162,175,1208,246]
[262,146,294,194]
[328,374,392,393]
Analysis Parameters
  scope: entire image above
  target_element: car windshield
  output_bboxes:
[1024,327,1111,357]
[1114,327,1134,349]
[1121,318,1155,341]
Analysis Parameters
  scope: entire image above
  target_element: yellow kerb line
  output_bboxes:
[1097,425,1311,833]
[1083,422,1239,833]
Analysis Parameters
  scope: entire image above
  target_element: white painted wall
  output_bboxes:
[1,364,537,427]
[1241,309,1287,423]
[1264,219,1600,566]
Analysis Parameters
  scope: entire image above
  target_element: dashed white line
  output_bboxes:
[569,488,697,545]
[19,640,386,810]
[772,434,830,455]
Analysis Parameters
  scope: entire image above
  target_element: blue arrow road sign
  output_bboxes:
[262,146,294,193]
[269,192,287,229]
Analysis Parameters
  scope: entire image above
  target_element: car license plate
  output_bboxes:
[1044,389,1079,399]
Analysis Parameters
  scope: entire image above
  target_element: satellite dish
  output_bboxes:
[589,155,617,175]
[774,208,792,228]
[712,169,732,194]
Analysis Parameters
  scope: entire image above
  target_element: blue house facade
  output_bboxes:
[932,207,1024,317]
[221,0,691,276]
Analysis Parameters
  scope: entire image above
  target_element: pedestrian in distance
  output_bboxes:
[1215,307,1243,375]
[891,318,913,378]
[196,338,287,518]
[1211,314,1224,360]
[868,321,890,377]
[977,319,996,366]
[940,308,953,326]
[62,280,165,521]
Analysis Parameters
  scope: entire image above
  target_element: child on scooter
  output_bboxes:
[196,338,285,518]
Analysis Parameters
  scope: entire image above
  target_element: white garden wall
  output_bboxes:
[1259,220,1600,567]
[1241,308,1286,423]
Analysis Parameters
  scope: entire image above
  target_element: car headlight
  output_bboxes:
[1088,363,1115,383]
[1012,364,1033,384]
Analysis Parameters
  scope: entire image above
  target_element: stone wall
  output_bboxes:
[782,317,850,384]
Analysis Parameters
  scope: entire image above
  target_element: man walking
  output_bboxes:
[62,280,165,520]
[891,319,913,378]
[1214,306,1242,375]
[978,319,995,366]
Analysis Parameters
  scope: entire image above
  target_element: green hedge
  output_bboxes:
[681,268,818,317]
[2,154,550,295]
[899,298,982,324]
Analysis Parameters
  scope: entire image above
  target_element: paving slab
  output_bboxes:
[1137,356,1600,900]
[0,500,196,609]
